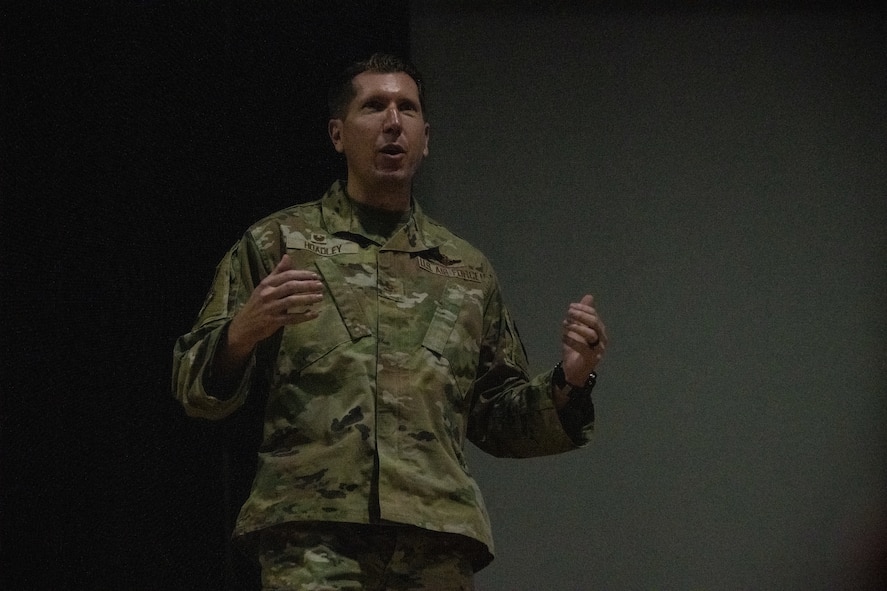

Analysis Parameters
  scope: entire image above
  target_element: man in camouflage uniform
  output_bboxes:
[173,54,608,591]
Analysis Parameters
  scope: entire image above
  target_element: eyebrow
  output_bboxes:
[359,93,419,109]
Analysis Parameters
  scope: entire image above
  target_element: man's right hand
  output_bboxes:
[217,254,324,378]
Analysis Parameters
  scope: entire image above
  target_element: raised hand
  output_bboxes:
[560,294,607,387]
[218,254,324,378]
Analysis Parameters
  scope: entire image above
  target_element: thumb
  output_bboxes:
[275,254,294,273]
[580,294,595,307]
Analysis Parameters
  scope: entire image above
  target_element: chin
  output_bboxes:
[374,170,413,184]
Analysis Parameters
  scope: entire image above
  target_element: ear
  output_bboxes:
[328,119,344,153]
[422,122,430,157]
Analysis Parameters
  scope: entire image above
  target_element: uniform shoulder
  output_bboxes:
[419,210,493,266]
[245,199,323,237]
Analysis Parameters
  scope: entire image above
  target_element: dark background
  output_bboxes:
[3,2,409,589]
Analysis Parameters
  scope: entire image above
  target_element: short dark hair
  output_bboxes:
[327,52,427,119]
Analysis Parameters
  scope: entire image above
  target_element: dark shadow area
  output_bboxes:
[2,2,409,589]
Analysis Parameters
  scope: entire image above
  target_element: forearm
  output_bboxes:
[172,321,254,419]
[204,319,256,400]
[469,367,591,458]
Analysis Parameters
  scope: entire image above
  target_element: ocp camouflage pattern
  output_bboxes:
[172,181,594,570]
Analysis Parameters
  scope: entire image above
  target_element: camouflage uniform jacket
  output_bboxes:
[172,181,594,569]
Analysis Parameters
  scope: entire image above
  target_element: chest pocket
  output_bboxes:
[314,258,372,342]
[277,254,372,373]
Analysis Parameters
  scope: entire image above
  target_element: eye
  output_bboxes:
[362,99,385,112]
[399,100,420,114]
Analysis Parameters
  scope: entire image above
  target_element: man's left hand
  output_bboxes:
[560,294,608,388]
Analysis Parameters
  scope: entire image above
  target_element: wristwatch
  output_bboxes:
[552,361,597,397]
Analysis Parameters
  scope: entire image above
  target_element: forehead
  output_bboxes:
[350,72,421,103]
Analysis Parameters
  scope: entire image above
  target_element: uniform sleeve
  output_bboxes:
[171,234,268,420]
[466,278,594,458]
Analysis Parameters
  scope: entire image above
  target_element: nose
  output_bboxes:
[383,106,402,133]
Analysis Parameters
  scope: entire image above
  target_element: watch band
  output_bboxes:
[552,361,597,396]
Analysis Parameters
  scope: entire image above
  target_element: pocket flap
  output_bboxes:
[314,258,373,341]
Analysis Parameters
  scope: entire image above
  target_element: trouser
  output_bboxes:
[256,522,476,591]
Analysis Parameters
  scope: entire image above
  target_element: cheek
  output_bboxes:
[343,122,375,143]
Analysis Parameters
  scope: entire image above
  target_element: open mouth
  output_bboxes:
[380,145,405,156]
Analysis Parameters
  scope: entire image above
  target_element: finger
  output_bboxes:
[266,279,323,310]
[566,307,600,332]
[562,318,599,345]
[561,330,601,357]
[262,255,297,288]
[281,308,320,325]
[569,296,597,316]
[276,271,324,289]
[265,268,322,289]
[283,291,324,316]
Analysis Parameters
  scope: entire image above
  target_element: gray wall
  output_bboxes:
[411,4,885,590]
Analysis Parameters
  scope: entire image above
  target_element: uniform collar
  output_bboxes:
[320,180,442,252]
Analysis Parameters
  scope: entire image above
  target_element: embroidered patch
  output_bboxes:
[286,231,359,257]
[417,257,483,282]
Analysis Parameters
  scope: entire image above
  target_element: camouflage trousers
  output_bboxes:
[256,522,476,591]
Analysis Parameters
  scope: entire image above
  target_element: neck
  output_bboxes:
[345,178,412,213]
